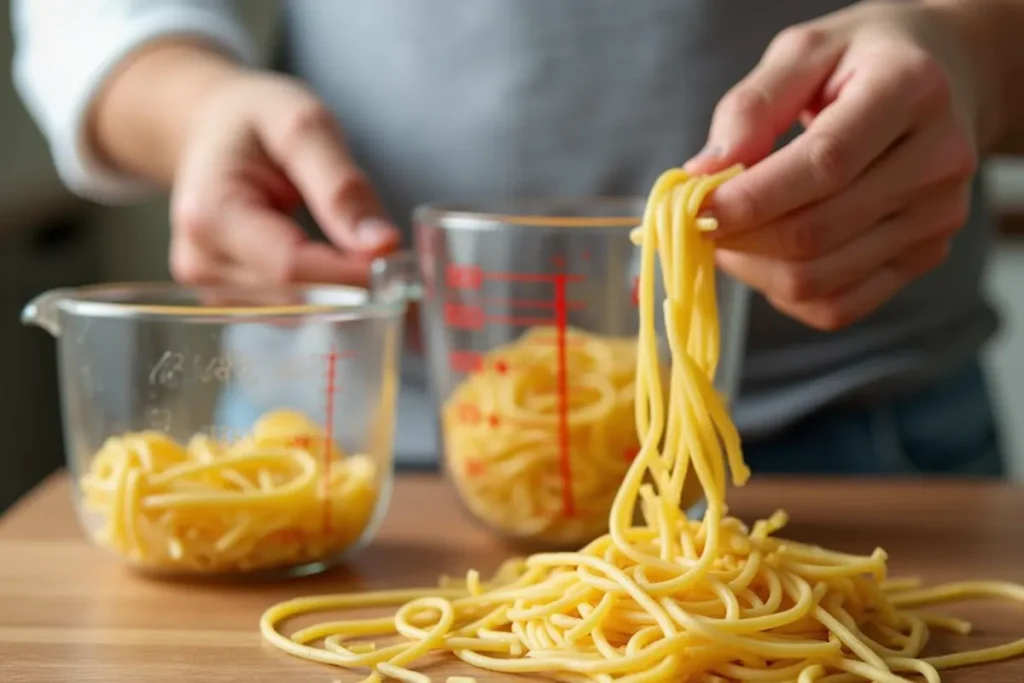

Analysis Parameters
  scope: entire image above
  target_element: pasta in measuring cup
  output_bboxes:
[78,409,380,574]
[442,326,698,545]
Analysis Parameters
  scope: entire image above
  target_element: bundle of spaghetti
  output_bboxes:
[261,166,1024,682]
[79,409,379,574]
[443,326,658,544]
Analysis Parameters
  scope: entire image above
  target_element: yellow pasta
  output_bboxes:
[261,166,1024,682]
[79,409,379,574]
[443,326,699,545]
[444,326,687,544]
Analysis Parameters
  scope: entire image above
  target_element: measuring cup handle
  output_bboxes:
[370,250,423,304]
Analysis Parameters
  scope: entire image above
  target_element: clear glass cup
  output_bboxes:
[413,199,749,547]
[21,280,406,578]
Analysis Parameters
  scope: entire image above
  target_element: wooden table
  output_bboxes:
[2,474,1023,682]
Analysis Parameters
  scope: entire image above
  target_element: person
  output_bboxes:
[12,0,1024,476]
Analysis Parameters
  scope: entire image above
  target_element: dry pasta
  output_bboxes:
[80,409,379,574]
[443,326,698,545]
[443,326,679,545]
[261,166,1024,682]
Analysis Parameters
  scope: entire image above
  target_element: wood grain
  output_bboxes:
[2,474,1024,682]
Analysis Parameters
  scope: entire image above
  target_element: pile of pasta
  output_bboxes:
[79,409,379,574]
[442,326,664,545]
[261,166,1024,682]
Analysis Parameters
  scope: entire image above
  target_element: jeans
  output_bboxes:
[742,358,1006,478]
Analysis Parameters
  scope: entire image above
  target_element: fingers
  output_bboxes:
[716,185,964,331]
[763,265,904,333]
[291,242,375,286]
[713,117,976,259]
[765,236,950,331]
[218,201,373,285]
[686,25,844,175]
[258,94,401,255]
[708,45,951,237]
[169,234,235,285]
[170,193,241,285]
[172,191,374,287]
[716,181,965,305]
[216,201,306,281]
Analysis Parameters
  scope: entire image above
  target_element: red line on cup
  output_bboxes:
[554,274,574,518]
[322,348,340,535]
[473,297,585,311]
[483,271,585,284]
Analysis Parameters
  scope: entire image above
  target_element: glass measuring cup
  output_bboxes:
[414,199,750,547]
[21,280,406,578]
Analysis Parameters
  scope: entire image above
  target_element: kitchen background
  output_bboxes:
[2,2,1022,512]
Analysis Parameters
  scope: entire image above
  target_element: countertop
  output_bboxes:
[2,474,1023,682]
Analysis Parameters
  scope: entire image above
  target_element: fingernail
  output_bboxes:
[355,217,398,249]
[684,143,724,171]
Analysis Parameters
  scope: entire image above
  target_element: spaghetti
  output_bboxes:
[444,326,682,544]
[79,409,379,574]
[261,166,1024,681]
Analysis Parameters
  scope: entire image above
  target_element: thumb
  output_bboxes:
[685,27,844,175]
[262,100,401,256]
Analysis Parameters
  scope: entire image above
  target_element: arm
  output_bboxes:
[10,0,257,202]
[932,0,1024,155]
[90,42,244,187]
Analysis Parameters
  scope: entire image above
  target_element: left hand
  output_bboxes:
[687,1,985,331]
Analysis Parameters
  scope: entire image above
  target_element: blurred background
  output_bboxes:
[1,1,1023,513]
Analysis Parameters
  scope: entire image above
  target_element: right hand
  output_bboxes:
[169,72,400,287]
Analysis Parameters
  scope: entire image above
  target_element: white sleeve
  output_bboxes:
[10,0,259,203]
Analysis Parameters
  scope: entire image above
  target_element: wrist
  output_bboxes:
[923,0,1012,155]
[90,40,248,185]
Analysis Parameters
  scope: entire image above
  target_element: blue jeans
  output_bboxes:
[743,358,1006,477]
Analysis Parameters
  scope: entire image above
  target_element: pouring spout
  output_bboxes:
[21,288,70,337]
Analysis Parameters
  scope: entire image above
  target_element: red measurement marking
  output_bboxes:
[483,271,585,284]
[493,359,509,375]
[457,404,482,425]
[290,436,312,449]
[488,414,501,428]
[446,264,484,290]
[554,274,575,518]
[465,459,485,478]
[449,350,483,373]
[472,297,585,311]
[444,302,486,330]
[630,276,640,306]
[551,255,566,270]
[322,348,340,534]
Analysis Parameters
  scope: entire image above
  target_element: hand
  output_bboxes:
[686,1,985,331]
[169,72,400,287]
